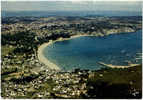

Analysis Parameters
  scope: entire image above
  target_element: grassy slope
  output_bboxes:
[87,65,142,99]
[1,45,15,57]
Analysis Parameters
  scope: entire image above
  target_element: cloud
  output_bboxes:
[1,1,142,12]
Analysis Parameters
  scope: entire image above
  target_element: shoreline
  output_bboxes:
[37,33,140,70]
[37,41,61,70]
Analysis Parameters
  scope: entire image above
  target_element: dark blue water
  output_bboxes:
[43,30,142,71]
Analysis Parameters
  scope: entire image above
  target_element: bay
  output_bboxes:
[43,30,142,71]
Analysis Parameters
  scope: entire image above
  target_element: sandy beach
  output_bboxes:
[37,41,61,70]
[98,62,140,68]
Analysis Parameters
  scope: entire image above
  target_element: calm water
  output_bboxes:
[43,30,142,71]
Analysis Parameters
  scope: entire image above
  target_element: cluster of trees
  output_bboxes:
[2,29,72,55]
[2,31,37,54]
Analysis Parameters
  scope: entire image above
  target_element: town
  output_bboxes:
[1,16,142,98]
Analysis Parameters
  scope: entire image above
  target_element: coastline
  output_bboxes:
[37,33,140,70]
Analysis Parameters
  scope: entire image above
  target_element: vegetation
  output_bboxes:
[1,45,15,57]
[86,65,142,99]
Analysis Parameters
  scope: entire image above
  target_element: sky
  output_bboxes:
[1,0,142,12]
